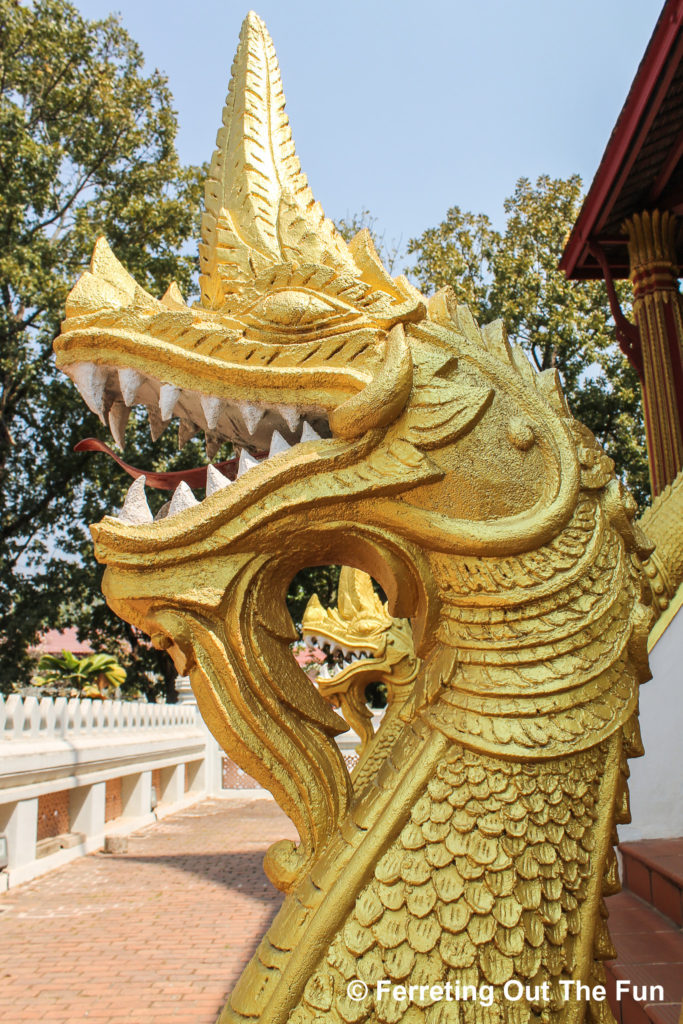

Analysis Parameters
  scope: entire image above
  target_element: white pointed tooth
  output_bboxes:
[178,419,199,449]
[70,363,108,423]
[275,405,300,433]
[159,384,180,421]
[118,475,153,525]
[238,449,260,477]
[206,464,230,497]
[200,395,223,431]
[318,663,331,680]
[237,401,263,435]
[167,481,199,518]
[108,402,131,449]
[118,368,143,407]
[269,430,291,458]
[303,635,313,649]
[300,421,322,443]
[146,406,168,442]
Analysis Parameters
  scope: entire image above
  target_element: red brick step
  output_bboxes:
[620,839,683,928]
[606,890,683,1024]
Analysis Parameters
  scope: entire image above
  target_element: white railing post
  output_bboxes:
[174,676,195,704]
[0,798,38,871]
[69,782,106,839]
[120,771,152,819]
[159,764,185,806]
[184,759,205,795]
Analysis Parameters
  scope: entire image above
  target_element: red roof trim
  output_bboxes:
[560,0,683,277]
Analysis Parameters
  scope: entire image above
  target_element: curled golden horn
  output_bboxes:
[329,324,414,439]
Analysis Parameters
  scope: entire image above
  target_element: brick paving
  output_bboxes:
[0,795,296,1024]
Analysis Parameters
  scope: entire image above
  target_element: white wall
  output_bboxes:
[620,603,683,842]
[0,694,223,889]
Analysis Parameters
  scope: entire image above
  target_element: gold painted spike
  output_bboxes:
[348,229,406,303]
[337,566,387,622]
[65,237,157,318]
[199,11,357,307]
[426,287,460,330]
[160,281,186,310]
[481,319,514,365]
[393,273,425,304]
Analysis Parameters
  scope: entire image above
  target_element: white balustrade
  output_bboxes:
[0,694,223,890]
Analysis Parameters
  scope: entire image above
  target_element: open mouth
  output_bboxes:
[302,631,377,681]
[66,360,332,524]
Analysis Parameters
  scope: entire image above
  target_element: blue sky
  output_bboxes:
[74,0,663,254]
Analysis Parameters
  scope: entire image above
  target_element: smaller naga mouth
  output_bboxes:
[302,631,378,682]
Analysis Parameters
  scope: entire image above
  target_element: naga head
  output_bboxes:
[302,567,419,752]
[54,12,653,893]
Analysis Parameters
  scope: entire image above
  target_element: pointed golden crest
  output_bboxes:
[200,11,356,307]
[337,566,386,622]
[198,12,424,329]
[303,568,392,641]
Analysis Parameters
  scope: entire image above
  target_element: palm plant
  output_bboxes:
[34,651,127,699]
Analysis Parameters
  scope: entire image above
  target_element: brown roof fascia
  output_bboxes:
[560,0,683,279]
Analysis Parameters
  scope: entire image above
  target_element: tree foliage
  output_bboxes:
[408,175,649,507]
[0,0,207,693]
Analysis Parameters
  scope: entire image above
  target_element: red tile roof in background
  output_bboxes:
[30,628,94,657]
[293,647,325,668]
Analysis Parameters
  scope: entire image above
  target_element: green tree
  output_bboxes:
[0,0,208,694]
[408,174,649,507]
[287,566,342,630]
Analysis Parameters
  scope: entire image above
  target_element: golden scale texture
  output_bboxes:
[299,743,606,1024]
[52,11,683,1024]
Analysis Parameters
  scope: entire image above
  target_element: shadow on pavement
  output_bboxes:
[111,849,285,903]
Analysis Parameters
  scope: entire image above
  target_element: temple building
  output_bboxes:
[562,4,683,1015]
[561,0,683,498]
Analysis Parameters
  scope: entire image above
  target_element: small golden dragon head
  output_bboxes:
[302,567,419,753]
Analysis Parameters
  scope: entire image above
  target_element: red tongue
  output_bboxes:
[74,438,239,491]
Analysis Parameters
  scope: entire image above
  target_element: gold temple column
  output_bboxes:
[625,209,683,496]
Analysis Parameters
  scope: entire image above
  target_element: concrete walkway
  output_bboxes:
[0,795,296,1024]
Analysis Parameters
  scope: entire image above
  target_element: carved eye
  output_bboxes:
[507,416,536,450]
[244,289,357,329]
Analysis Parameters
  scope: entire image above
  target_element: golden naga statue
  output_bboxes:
[54,11,677,1024]
[302,567,419,765]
